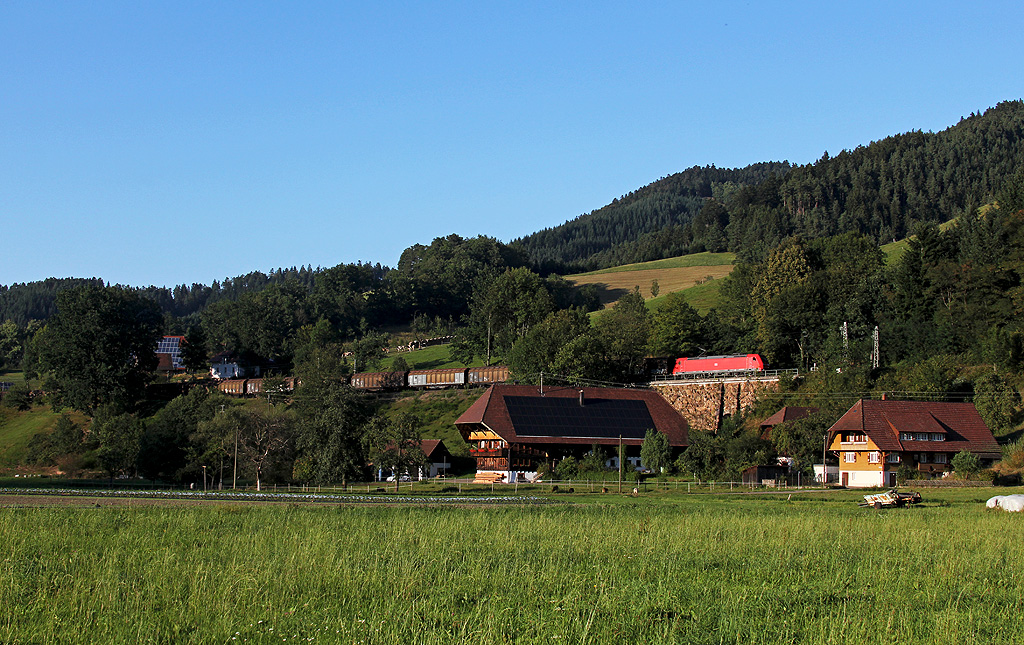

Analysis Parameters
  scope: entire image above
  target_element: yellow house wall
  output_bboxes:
[831,435,899,487]
[831,436,888,471]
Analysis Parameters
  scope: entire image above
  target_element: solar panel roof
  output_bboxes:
[504,396,656,439]
[155,336,184,369]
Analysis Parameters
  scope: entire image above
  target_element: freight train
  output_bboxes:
[215,366,510,397]
[215,354,762,397]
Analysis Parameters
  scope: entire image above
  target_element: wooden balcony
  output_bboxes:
[470,448,505,458]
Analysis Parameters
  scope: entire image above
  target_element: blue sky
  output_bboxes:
[2,1,1022,288]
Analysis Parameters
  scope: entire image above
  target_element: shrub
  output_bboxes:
[951,450,981,478]
[1,383,31,411]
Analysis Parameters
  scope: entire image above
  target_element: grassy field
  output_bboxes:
[569,262,737,311]
[645,278,726,315]
[381,389,484,460]
[0,370,28,386]
[573,252,737,277]
[1,487,1022,644]
[0,405,82,468]
[881,238,910,265]
[380,343,471,370]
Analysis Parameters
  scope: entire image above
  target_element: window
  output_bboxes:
[843,433,868,444]
[900,432,914,441]
[919,453,929,463]
[886,453,901,464]
[868,451,881,464]
[916,433,929,442]
[934,453,948,464]
[931,433,945,442]
[844,452,857,463]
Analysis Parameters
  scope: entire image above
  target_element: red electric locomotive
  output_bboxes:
[672,354,765,376]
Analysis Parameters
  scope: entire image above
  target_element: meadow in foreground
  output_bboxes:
[1,489,1022,644]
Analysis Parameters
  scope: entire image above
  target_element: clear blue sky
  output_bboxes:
[2,1,1022,288]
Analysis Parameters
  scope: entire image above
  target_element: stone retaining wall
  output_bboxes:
[654,378,780,432]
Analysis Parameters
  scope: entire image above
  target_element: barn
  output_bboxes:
[455,383,688,483]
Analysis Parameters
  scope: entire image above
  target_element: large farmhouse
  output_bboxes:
[455,383,688,482]
[827,399,1001,488]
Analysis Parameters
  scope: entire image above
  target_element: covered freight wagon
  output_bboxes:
[217,379,247,396]
[351,371,406,391]
[467,365,510,385]
[408,368,467,388]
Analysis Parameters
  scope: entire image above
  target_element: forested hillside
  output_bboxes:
[5,114,1024,486]
[511,162,790,273]
[513,101,1024,272]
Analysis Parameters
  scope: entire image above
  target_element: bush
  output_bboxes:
[951,450,981,478]
[1,383,31,411]
[555,456,578,479]
[896,464,919,485]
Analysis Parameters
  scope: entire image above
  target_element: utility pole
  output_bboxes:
[822,432,828,488]
[618,435,623,494]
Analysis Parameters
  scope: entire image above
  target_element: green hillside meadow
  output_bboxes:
[1,488,1022,644]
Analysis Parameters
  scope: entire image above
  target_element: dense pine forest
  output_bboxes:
[513,100,1024,271]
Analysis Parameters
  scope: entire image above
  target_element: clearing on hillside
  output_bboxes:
[566,252,735,309]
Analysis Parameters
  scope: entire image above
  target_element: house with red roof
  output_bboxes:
[455,383,688,482]
[759,406,820,439]
[421,439,455,478]
[827,399,1001,488]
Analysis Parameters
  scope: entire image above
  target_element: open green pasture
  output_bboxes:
[2,488,1022,644]
[380,343,469,370]
[0,405,76,467]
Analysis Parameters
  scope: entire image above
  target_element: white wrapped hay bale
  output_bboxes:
[987,494,1024,512]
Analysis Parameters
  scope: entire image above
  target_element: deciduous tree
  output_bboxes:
[35,285,163,413]
[364,412,428,491]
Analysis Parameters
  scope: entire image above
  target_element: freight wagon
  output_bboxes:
[350,366,511,392]
[408,368,467,388]
[215,377,296,397]
[350,371,408,391]
[467,365,510,385]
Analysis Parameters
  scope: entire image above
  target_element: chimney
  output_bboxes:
[579,389,585,406]
[881,392,887,401]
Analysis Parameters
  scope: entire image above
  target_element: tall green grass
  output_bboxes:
[1,491,1022,644]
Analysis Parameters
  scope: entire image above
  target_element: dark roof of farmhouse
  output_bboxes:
[420,439,451,460]
[456,384,688,447]
[827,399,1001,457]
[759,406,820,429]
